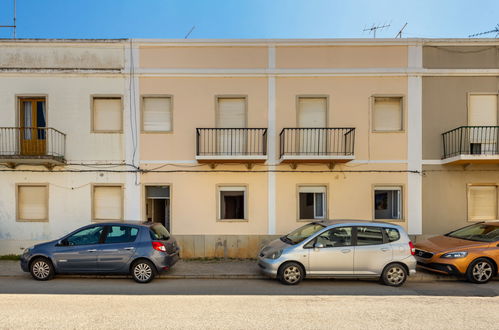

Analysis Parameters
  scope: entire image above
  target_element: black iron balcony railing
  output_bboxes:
[442,126,499,159]
[280,128,355,158]
[0,127,66,162]
[196,128,267,157]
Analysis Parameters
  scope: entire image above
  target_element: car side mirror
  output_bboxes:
[57,239,68,246]
[314,242,324,249]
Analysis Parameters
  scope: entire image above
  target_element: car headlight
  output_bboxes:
[265,249,283,260]
[440,251,468,259]
[22,247,33,255]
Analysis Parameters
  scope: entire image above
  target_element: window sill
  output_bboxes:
[374,218,405,222]
[16,219,48,222]
[217,219,249,223]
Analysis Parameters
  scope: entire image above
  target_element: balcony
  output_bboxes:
[279,128,355,166]
[196,128,267,165]
[442,126,499,164]
[0,127,66,168]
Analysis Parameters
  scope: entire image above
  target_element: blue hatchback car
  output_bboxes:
[20,222,180,283]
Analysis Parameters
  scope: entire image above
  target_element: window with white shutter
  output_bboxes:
[17,185,48,222]
[143,97,172,132]
[298,97,327,128]
[468,185,498,221]
[93,185,123,221]
[92,97,123,132]
[217,98,246,128]
[373,97,403,132]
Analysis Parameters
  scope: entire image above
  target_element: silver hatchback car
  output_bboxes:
[258,220,417,286]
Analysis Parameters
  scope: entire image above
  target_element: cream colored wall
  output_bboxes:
[275,77,408,160]
[276,46,408,68]
[140,77,268,161]
[140,46,268,69]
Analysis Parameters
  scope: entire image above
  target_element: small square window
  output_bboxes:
[92,97,123,132]
[93,185,123,221]
[373,97,403,132]
[219,186,246,220]
[468,185,498,221]
[374,187,402,220]
[298,186,326,220]
[142,97,172,132]
[17,184,48,222]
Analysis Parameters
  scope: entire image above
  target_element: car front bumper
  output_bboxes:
[257,256,283,278]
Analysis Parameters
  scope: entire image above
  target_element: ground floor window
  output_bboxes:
[468,184,498,221]
[92,185,123,221]
[374,186,402,220]
[298,186,326,220]
[218,186,246,220]
[17,184,48,222]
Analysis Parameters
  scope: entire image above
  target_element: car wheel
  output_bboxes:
[131,260,156,283]
[381,263,407,287]
[278,262,304,285]
[30,257,55,281]
[466,258,495,284]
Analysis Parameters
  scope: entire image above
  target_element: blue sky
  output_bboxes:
[0,0,498,39]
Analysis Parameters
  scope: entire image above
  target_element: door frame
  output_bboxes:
[142,183,172,231]
[16,95,49,156]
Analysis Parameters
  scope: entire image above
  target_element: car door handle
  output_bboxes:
[381,248,390,252]
[101,249,118,252]
[341,249,351,253]
[123,247,135,251]
[87,249,97,252]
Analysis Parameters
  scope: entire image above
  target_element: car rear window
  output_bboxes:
[384,228,400,242]
[149,223,171,240]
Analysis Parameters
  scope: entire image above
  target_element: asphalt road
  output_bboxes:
[0,278,498,330]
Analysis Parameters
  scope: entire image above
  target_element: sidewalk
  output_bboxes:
[2,259,496,282]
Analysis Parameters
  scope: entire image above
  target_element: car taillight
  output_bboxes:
[152,241,166,252]
[409,241,415,255]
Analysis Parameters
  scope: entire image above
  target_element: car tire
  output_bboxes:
[30,257,55,281]
[131,260,156,283]
[278,262,304,285]
[381,263,407,287]
[466,258,495,284]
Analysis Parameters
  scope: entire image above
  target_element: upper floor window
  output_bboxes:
[298,97,327,128]
[216,97,246,128]
[92,96,123,133]
[142,96,172,132]
[372,97,403,132]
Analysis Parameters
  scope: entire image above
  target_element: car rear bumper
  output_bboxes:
[151,249,180,273]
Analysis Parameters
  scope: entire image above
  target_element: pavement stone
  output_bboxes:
[0,259,497,282]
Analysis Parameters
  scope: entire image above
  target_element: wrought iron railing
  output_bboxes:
[280,128,355,158]
[196,128,267,156]
[442,126,499,159]
[0,127,66,161]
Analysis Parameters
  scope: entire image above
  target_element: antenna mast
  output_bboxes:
[0,0,16,38]
[184,26,195,39]
[363,23,391,38]
[468,24,499,38]
[395,23,408,38]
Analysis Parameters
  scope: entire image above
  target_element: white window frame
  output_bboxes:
[297,185,327,221]
[217,185,248,221]
[373,186,403,221]
[141,95,173,133]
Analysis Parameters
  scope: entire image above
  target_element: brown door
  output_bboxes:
[20,98,46,156]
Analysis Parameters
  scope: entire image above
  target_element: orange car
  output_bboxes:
[415,222,499,283]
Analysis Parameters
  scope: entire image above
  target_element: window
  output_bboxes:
[468,95,498,154]
[384,228,401,242]
[356,226,384,246]
[298,97,327,128]
[92,185,123,221]
[104,226,139,244]
[468,185,498,221]
[217,97,246,128]
[92,97,122,132]
[142,96,172,132]
[373,97,403,132]
[219,186,246,220]
[17,184,48,222]
[66,226,104,246]
[299,186,326,220]
[313,227,353,248]
[374,186,402,220]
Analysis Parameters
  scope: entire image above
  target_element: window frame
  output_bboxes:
[91,184,124,222]
[296,95,329,128]
[102,225,140,244]
[373,185,404,221]
[297,184,328,221]
[371,95,405,133]
[215,95,248,128]
[353,226,388,246]
[91,95,124,133]
[16,183,49,222]
[467,92,499,126]
[467,183,499,222]
[216,184,248,222]
[141,95,174,133]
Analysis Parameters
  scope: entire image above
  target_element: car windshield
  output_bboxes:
[150,223,171,240]
[446,223,499,243]
[281,223,325,245]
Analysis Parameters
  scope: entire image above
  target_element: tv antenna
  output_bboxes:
[468,24,499,38]
[395,23,408,38]
[184,25,195,39]
[363,22,390,38]
[0,0,16,38]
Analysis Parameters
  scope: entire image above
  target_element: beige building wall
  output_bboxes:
[423,45,499,69]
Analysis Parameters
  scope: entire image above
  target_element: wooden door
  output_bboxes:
[20,99,46,156]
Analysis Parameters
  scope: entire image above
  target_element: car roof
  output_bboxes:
[482,221,499,226]
[316,219,400,227]
[91,221,154,227]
